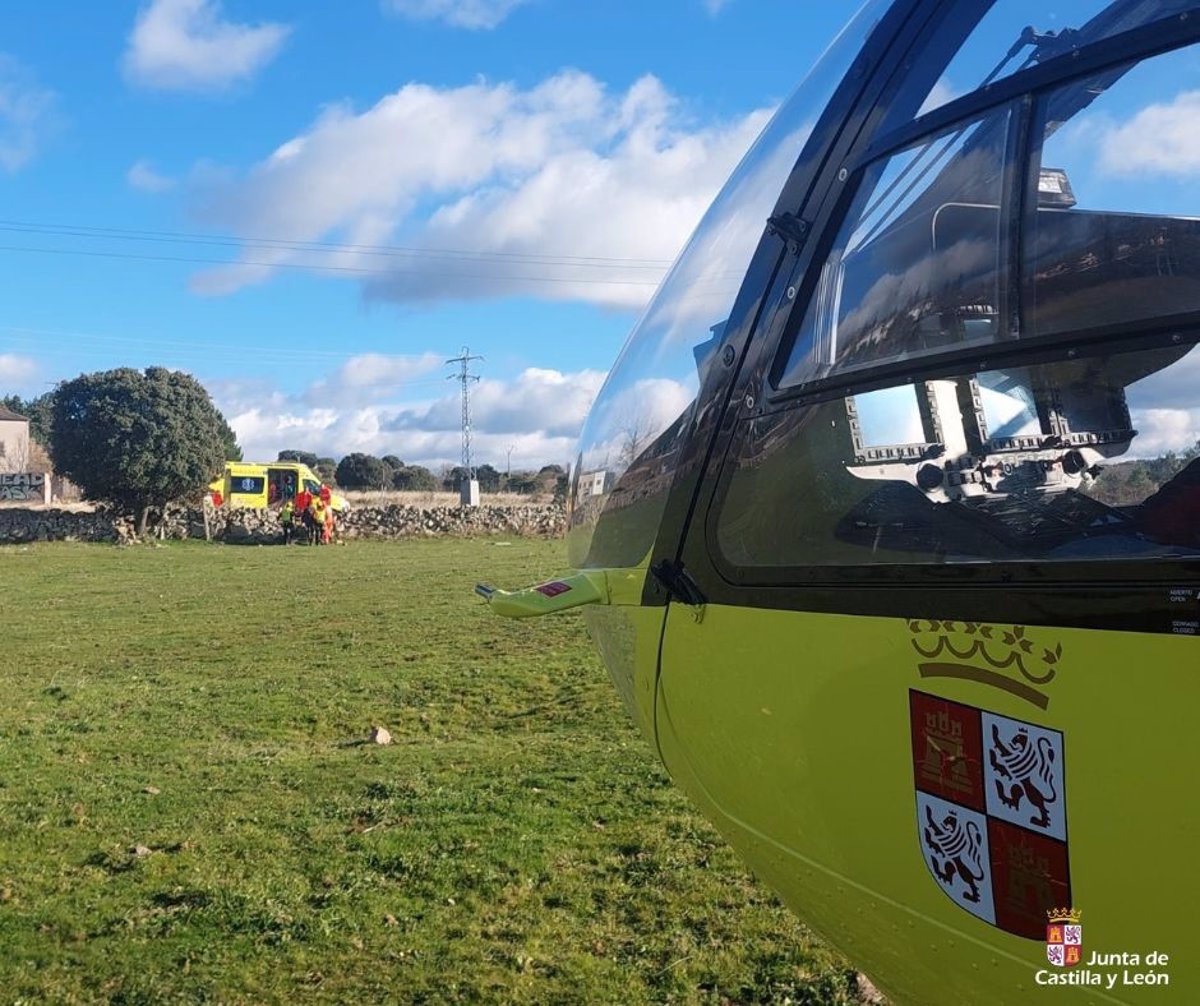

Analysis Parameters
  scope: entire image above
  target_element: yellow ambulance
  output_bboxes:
[207,461,349,511]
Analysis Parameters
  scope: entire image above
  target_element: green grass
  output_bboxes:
[0,539,856,1004]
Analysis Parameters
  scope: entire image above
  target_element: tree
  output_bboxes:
[476,463,501,492]
[381,455,403,471]
[278,449,319,468]
[619,413,652,468]
[391,463,437,491]
[219,415,243,461]
[505,474,538,494]
[315,458,338,483]
[335,452,390,490]
[50,367,229,534]
[442,466,470,491]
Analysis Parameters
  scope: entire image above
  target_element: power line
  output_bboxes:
[0,218,676,269]
[1,324,374,360]
[0,241,668,287]
[0,326,470,381]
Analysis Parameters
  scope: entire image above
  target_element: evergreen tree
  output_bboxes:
[277,449,319,468]
[335,452,390,489]
[391,463,437,491]
[50,367,230,534]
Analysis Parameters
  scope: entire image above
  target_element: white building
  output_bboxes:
[0,405,30,474]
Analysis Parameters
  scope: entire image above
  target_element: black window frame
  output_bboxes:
[770,100,1023,393]
[702,15,1200,597]
[765,12,1200,408]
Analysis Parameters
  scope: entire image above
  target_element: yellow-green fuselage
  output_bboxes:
[583,596,1193,1005]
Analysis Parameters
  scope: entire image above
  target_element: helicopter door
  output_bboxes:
[653,28,1200,995]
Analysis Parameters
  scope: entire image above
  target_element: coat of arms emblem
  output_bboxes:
[910,690,1071,939]
[1046,907,1083,967]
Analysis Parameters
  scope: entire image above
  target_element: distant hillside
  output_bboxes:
[1087,444,1199,507]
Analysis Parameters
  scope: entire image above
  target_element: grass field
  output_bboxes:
[0,539,858,1004]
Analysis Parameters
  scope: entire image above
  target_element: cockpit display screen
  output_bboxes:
[854,385,926,448]
[977,369,1041,440]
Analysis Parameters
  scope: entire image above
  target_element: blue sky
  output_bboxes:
[0,0,850,469]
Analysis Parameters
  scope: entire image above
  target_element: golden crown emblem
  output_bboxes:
[1047,907,1082,925]
[907,619,1064,709]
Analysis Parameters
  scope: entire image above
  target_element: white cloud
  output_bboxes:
[1098,89,1200,177]
[917,77,959,117]
[0,353,38,387]
[383,0,531,30]
[188,71,774,309]
[302,351,443,406]
[127,158,176,193]
[208,360,604,470]
[123,0,291,92]
[578,376,695,473]
[1125,345,1200,458]
[0,56,58,173]
[1128,407,1200,458]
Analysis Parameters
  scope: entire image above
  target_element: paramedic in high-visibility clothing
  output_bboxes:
[310,497,327,546]
[280,499,296,545]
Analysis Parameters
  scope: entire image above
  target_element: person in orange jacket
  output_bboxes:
[317,483,336,543]
[295,486,314,544]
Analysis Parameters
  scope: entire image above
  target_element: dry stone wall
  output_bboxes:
[0,507,135,544]
[0,503,565,545]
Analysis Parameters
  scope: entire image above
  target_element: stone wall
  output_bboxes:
[0,502,565,545]
[0,507,135,544]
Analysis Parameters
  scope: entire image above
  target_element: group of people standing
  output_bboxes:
[280,484,337,545]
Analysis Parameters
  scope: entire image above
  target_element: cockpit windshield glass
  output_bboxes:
[567,0,891,569]
[717,337,1200,569]
[917,1,1195,121]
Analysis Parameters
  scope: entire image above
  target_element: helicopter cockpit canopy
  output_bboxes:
[567,0,895,570]
[573,0,1200,572]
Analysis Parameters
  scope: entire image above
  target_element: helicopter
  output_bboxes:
[477,2,1200,1002]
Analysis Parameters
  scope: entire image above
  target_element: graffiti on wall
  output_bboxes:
[0,472,48,502]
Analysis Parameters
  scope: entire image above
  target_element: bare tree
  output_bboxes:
[0,435,29,475]
[618,412,653,469]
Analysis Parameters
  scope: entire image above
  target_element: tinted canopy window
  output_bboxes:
[916,1,1195,120]
[1025,45,1200,335]
[778,107,1011,388]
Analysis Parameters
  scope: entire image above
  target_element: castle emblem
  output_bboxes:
[1046,907,1083,967]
